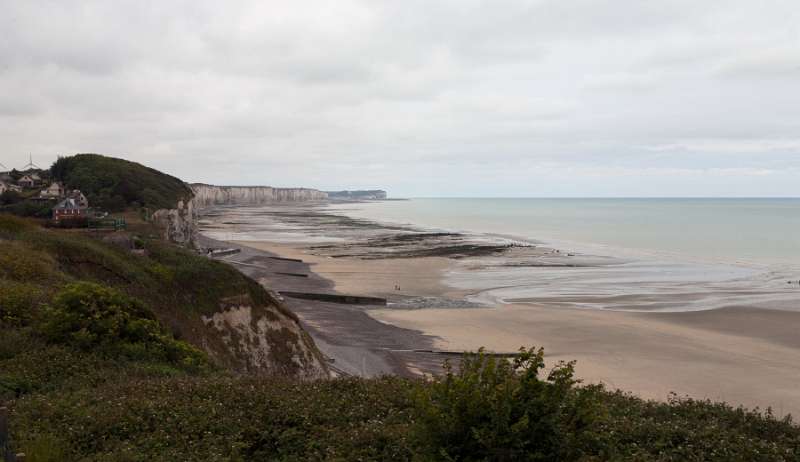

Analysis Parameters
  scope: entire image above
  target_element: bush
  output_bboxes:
[0,190,23,205]
[45,216,89,229]
[0,213,35,235]
[0,241,61,282]
[0,281,45,326]
[413,347,605,461]
[40,282,208,369]
[0,200,52,218]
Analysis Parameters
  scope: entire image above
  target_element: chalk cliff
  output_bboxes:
[190,184,328,208]
[151,198,198,248]
[201,296,328,379]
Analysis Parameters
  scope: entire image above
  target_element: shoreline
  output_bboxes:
[199,203,800,417]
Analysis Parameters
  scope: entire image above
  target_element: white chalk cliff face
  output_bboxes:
[201,300,329,379]
[190,184,328,208]
[151,198,198,248]
[148,184,326,247]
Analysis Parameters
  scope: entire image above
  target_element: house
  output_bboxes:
[68,190,89,208]
[0,181,22,195]
[41,182,64,198]
[52,197,88,221]
[18,175,37,188]
[40,182,66,199]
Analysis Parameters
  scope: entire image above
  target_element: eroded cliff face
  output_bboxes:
[190,184,328,208]
[200,295,329,379]
[151,198,198,248]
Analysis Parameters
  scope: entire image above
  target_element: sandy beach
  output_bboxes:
[199,204,800,417]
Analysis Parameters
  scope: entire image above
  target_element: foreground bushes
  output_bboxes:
[414,348,604,461]
[5,348,799,461]
[40,282,207,369]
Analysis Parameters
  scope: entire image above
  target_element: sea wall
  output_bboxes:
[190,184,328,208]
[151,198,198,248]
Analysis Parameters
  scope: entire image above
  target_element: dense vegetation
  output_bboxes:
[0,173,52,218]
[4,345,798,461]
[0,213,296,399]
[50,154,193,211]
[1,214,798,461]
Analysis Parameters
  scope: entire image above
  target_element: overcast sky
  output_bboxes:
[1,1,799,196]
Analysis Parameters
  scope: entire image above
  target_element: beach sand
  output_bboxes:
[239,241,465,299]
[238,239,800,417]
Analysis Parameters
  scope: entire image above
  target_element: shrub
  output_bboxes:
[0,281,45,326]
[0,241,60,282]
[40,282,208,369]
[45,216,89,229]
[413,347,605,461]
[0,213,34,235]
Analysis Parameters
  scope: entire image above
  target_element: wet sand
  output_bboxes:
[239,241,462,299]
[237,240,800,417]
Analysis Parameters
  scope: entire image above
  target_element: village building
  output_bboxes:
[68,190,89,208]
[0,180,22,194]
[18,174,37,188]
[52,197,88,221]
[40,182,66,199]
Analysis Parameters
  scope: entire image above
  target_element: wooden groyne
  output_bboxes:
[279,291,387,306]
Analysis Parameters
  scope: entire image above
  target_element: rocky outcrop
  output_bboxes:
[201,295,329,379]
[190,184,327,208]
[151,198,198,248]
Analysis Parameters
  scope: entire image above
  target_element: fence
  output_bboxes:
[88,217,127,231]
[0,407,24,462]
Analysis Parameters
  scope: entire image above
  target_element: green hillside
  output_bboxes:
[50,154,193,211]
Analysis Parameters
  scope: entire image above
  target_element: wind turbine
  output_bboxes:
[21,153,41,171]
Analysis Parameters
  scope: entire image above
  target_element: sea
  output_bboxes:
[325,198,800,313]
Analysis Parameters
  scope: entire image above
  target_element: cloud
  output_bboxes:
[0,0,798,196]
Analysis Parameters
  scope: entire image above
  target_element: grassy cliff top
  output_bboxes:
[50,153,193,211]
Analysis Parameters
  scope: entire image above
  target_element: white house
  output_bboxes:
[18,175,36,188]
[68,190,89,208]
[40,182,66,199]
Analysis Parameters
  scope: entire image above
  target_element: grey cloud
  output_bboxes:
[1,0,798,197]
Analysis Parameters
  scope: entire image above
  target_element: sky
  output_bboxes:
[1,0,799,197]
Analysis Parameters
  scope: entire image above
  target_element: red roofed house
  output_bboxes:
[53,197,88,221]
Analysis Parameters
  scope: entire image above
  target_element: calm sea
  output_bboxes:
[326,198,800,312]
[327,198,800,267]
